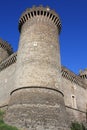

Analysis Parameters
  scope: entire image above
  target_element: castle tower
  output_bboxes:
[79,69,87,84]
[5,6,70,130]
[0,39,13,62]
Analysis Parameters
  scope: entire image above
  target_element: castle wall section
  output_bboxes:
[0,63,16,107]
[62,76,87,123]
[0,38,13,63]
[0,48,9,63]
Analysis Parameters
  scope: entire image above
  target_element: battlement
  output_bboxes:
[0,52,17,71]
[61,66,87,89]
[0,39,13,55]
[79,69,87,79]
[18,6,61,33]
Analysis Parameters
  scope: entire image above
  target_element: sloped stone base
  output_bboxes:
[5,87,70,130]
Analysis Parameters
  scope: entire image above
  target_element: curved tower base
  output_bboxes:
[5,87,70,130]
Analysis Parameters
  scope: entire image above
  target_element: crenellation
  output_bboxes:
[61,66,87,89]
[0,52,17,71]
[19,6,61,33]
[0,38,13,55]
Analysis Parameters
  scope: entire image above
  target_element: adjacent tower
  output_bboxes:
[5,6,70,130]
[0,39,13,63]
[79,69,87,84]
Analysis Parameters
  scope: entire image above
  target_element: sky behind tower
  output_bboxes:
[0,0,87,74]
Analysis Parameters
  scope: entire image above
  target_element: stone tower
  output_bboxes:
[5,6,70,130]
[79,69,87,84]
[0,39,13,63]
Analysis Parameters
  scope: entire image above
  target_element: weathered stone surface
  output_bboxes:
[0,63,16,106]
[0,48,9,62]
[0,38,13,62]
[5,6,70,130]
[5,88,70,130]
[15,16,61,91]
[62,76,87,123]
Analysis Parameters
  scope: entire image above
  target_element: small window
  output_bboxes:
[71,95,77,108]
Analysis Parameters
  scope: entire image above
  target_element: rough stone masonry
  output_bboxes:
[4,6,70,130]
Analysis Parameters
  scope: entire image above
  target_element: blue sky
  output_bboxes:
[0,0,87,74]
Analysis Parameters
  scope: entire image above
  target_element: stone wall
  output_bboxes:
[0,61,87,124]
[0,48,9,63]
[5,6,71,130]
[62,76,87,123]
[0,38,13,62]
[5,88,70,130]
[0,63,16,107]
[0,6,87,129]
[15,15,61,91]
[0,59,87,124]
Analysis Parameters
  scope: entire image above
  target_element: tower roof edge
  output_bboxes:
[18,5,61,33]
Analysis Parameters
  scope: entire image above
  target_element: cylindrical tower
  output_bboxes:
[15,6,62,90]
[0,39,13,63]
[79,69,87,85]
[5,6,70,130]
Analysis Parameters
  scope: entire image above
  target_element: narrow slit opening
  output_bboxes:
[25,14,28,20]
[44,11,46,16]
[37,10,39,15]
[21,18,24,23]
[28,13,30,18]
[49,13,52,19]
[34,11,36,16]
[54,17,57,23]
[41,11,43,15]
[52,15,55,21]
[23,16,26,22]
[47,12,50,17]
[31,12,33,17]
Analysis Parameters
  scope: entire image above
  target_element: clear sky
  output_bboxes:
[0,0,87,74]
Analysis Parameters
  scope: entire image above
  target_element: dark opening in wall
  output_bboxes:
[28,13,30,18]
[37,10,39,15]
[52,15,55,21]
[49,13,52,19]
[31,12,33,17]
[41,11,43,15]
[47,12,49,17]
[44,11,46,16]
[34,11,36,16]
[25,14,28,20]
